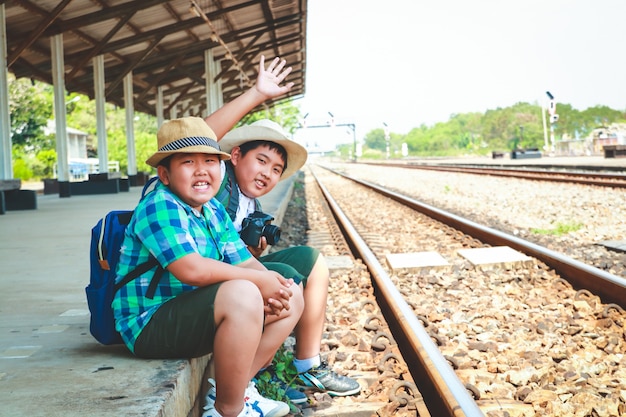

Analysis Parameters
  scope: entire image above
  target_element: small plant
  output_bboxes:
[292,177,304,190]
[255,345,301,411]
[292,196,305,207]
[531,221,583,236]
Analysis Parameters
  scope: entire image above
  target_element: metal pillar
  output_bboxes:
[383,122,390,159]
[204,49,222,115]
[51,34,70,197]
[94,55,108,173]
[124,72,137,182]
[542,104,548,152]
[0,4,11,179]
[156,85,164,127]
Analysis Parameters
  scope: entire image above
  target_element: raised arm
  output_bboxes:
[204,55,294,139]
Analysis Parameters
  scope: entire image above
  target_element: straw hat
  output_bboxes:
[146,117,231,168]
[220,119,307,180]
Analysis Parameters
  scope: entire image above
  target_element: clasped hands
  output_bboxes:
[257,269,295,317]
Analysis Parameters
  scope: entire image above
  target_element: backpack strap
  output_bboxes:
[114,257,159,292]
[113,257,163,300]
[111,180,165,297]
[97,211,134,271]
[141,176,160,199]
[217,161,242,221]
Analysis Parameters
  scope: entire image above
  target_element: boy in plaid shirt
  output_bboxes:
[114,56,302,417]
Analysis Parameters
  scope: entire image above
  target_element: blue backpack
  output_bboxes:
[85,177,163,345]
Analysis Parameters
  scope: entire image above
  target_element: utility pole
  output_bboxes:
[383,122,390,159]
[546,91,558,154]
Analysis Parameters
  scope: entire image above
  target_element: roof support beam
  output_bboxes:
[44,0,171,35]
[66,12,136,83]
[104,35,164,98]
[7,0,72,67]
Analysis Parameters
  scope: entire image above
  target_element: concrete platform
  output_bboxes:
[598,240,626,253]
[385,251,449,272]
[0,175,295,417]
[457,246,532,269]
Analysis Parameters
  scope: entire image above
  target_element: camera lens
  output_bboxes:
[262,225,281,245]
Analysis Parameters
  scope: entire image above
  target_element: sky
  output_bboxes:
[293,0,626,148]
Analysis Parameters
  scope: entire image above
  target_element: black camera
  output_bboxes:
[240,211,281,247]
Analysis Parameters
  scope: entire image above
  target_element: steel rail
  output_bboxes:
[311,169,486,417]
[362,162,626,188]
[323,165,626,308]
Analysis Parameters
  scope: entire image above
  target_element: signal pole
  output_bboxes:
[546,91,558,153]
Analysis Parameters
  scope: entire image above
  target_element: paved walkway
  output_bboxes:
[0,176,294,417]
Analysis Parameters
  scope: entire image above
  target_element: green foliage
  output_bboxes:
[9,71,626,171]
[12,158,33,180]
[531,221,583,236]
[8,75,54,153]
[363,128,387,151]
[35,149,57,178]
[240,100,302,134]
[360,148,385,160]
[366,101,626,158]
[89,105,158,174]
[334,143,354,160]
[254,345,301,411]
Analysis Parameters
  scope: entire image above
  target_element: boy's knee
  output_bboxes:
[219,280,263,309]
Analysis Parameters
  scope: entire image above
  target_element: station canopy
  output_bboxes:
[4,0,307,116]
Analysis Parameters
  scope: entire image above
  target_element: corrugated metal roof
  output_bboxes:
[4,0,307,116]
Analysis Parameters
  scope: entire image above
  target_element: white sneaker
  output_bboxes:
[204,378,290,417]
[244,380,290,417]
[204,379,218,411]
[202,401,256,417]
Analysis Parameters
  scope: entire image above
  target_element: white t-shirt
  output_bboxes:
[233,192,255,232]
[220,160,256,232]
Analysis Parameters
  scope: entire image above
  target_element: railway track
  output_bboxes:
[362,161,626,189]
[278,164,626,417]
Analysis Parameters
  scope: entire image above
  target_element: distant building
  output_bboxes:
[592,123,626,154]
[44,121,118,180]
[555,123,626,156]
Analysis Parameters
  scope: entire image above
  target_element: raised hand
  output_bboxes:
[254,55,294,100]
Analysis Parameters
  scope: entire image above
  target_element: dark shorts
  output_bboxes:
[260,246,320,288]
[133,283,222,359]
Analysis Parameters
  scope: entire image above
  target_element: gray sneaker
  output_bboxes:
[297,361,361,396]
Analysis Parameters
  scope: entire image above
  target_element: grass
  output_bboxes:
[531,221,583,236]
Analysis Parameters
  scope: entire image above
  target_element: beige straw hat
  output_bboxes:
[220,119,307,180]
[146,117,231,168]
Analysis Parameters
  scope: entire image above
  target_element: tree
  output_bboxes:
[580,105,625,132]
[363,128,387,151]
[36,149,57,178]
[8,75,54,152]
[240,100,302,134]
[103,105,158,174]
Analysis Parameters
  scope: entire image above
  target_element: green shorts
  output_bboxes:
[133,283,223,359]
[260,246,320,288]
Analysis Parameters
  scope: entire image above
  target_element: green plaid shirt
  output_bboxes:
[112,181,251,353]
